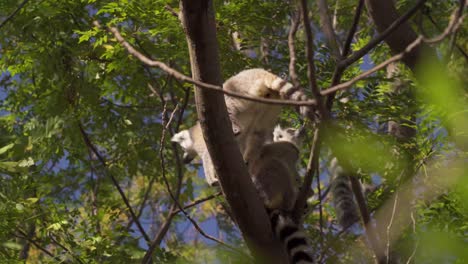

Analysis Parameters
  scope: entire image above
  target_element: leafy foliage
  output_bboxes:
[0,0,466,263]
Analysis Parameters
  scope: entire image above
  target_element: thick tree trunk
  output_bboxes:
[365,0,427,70]
[365,2,438,262]
[179,1,287,262]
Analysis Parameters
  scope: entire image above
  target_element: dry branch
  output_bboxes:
[321,9,465,97]
[93,21,316,107]
[142,104,240,264]
[300,0,325,115]
[288,8,301,88]
[78,123,151,244]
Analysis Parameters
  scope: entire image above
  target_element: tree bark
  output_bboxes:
[179,1,287,262]
[365,2,437,262]
[364,0,430,70]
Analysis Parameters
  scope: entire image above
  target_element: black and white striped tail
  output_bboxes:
[269,77,314,119]
[270,212,314,264]
[330,158,360,229]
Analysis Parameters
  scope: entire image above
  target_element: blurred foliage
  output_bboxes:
[0,0,466,263]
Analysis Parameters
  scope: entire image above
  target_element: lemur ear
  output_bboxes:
[273,125,282,135]
[295,124,306,138]
[171,130,188,143]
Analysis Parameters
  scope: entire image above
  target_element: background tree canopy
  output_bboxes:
[0,0,466,263]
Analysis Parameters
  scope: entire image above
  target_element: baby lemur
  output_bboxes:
[249,125,314,264]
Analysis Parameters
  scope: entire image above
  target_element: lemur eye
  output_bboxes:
[279,135,283,138]
[265,92,271,98]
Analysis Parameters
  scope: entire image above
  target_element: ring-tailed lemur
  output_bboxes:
[172,69,313,186]
[224,69,312,164]
[329,158,360,229]
[249,125,314,264]
[171,122,218,186]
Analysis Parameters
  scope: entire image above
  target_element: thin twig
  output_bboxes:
[316,164,324,244]
[288,8,301,88]
[14,230,59,261]
[294,128,320,221]
[317,0,342,59]
[142,104,244,263]
[342,0,365,58]
[164,5,179,18]
[326,0,365,112]
[142,204,178,264]
[426,12,468,61]
[78,123,151,244]
[300,0,325,115]
[350,175,384,263]
[93,21,316,107]
[142,101,187,263]
[49,234,85,264]
[165,104,179,129]
[338,0,428,69]
[405,212,418,264]
[170,192,222,217]
[321,8,465,97]
[0,0,29,30]
[386,178,400,264]
[141,78,189,261]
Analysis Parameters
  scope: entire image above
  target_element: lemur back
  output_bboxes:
[250,125,314,264]
[224,69,312,164]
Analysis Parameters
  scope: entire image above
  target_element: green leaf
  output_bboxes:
[0,143,14,155]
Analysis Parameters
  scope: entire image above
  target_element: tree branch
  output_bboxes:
[293,127,320,221]
[142,104,242,264]
[300,0,325,116]
[321,8,465,97]
[326,0,365,109]
[288,8,301,88]
[49,234,85,264]
[179,1,288,262]
[342,0,365,59]
[317,0,342,59]
[0,0,29,30]
[14,229,58,261]
[341,0,427,70]
[78,123,151,244]
[170,192,222,217]
[92,21,316,107]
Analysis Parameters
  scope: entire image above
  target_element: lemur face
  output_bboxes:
[171,130,192,150]
[273,125,300,145]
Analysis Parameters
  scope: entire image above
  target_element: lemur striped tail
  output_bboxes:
[261,69,313,118]
[330,158,359,229]
[270,212,314,264]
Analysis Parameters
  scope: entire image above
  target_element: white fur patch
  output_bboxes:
[273,125,298,145]
[171,130,193,150]
[271,78,284,90]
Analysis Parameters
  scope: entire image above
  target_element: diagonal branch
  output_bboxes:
[92,21,316,107]
[320,11,465,98]
[317,0,342,59]
[288,8,301,88]
[326,0,365,109]
[340,0,427,69]
[293,127,320,221]
[142,104,243,264]
[170,192,222,217]
[300,0,325,116]
[342,0,365,59]
[78,123,151,244]
[0,0,29,30]
[14,229,59,261]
